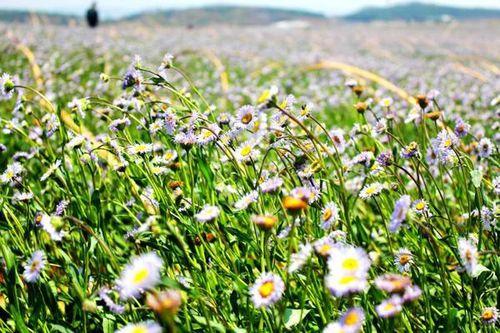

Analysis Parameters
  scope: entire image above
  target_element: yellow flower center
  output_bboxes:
[344,311,359,326]
[131,327,148,333]
[242,113,253,124]
[135,145,148,153]
[383,303,395,311]
[202,130,212,139]
[465,249,473,261]
[322,208,332,221]
[283,196,308,211]
[258,281,275,298]
[342,258,360,270]
[259,216,277,229]
[319,244,331,256]
[415,202,425,210]
[252,121,260,132]
[132,268,150,284]
[482,310,494,320]
[399,255,411,265]
[339,275,356,285]
[365,186,376,194]
[444,139,452,148]
[30,260,40,270]
[240,146,252,157]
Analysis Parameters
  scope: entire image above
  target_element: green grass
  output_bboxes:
[0,41,498,333]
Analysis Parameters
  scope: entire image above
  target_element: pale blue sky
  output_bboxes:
[0,0,499,18]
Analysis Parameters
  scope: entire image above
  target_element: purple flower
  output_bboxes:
[389,195,411,232]
[122,68,142,91]
[376,295,403,318]
[376,151,393,167]
[349,151,374,168]
[109,117,131,132]
[99,287,125,314]
[174,130,197,149]
[454,118,470,138]
[260,176,283,193]
[54,200,69,216]
[480,206,495,231]
[402,285,422,303]
[400,142,418,159]
[477,138,493,158]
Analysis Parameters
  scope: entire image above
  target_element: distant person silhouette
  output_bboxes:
[86,2,99,28]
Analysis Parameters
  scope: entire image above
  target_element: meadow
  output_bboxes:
[0,20,498,332]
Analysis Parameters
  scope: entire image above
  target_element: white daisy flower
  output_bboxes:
[313,236,337,257]
[149,119,165,135]
[235,140,259,162]
[23,250,46,283]
[66,135,87,149]
[394,248,413,272]
[195,205,220,222]
[339,307,365,333]
[234,191,259,211]
[116,252,163,300]
[323,322,344,333]
[379,97,393,108]
[259,176,283,193]
[376,295,403,318]
[0,73,16,99]
[327,245,371,277]
[115,321,162,333]
[325,273,368,297]
[481,307,499,325]
[288,242,313,273]
[412,199,428,215]
[236,105,257,127]
[250,272,285,308]
[321,202,340,230]
[12,191,33,203]
[127,143,154,156]
[1,162,23,184]
[197,124,221,145]
[477,137,493,158]
[458,237,478,275]
[39,214,65,241]
[40,159,62,181]
[359,182,385,199]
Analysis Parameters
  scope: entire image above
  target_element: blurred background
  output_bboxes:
[1,0,500,25]
[1,0,498,112]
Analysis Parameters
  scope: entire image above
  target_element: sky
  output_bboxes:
[0,0,499,18]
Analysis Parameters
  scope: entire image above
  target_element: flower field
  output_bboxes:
[0,20,498,332]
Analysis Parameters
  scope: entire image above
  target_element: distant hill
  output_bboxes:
[344,2,500,22]
[1,3,499,26]
[124,6,325,26]
[0,10,77,25]
[0,6,324,26]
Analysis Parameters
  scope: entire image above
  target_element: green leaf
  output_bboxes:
[472,264,490,278]
[49,324,74,333]
[193,315,226,332]
[284,308,310,330]
[103,317,115,333]
[470,169,482,188]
